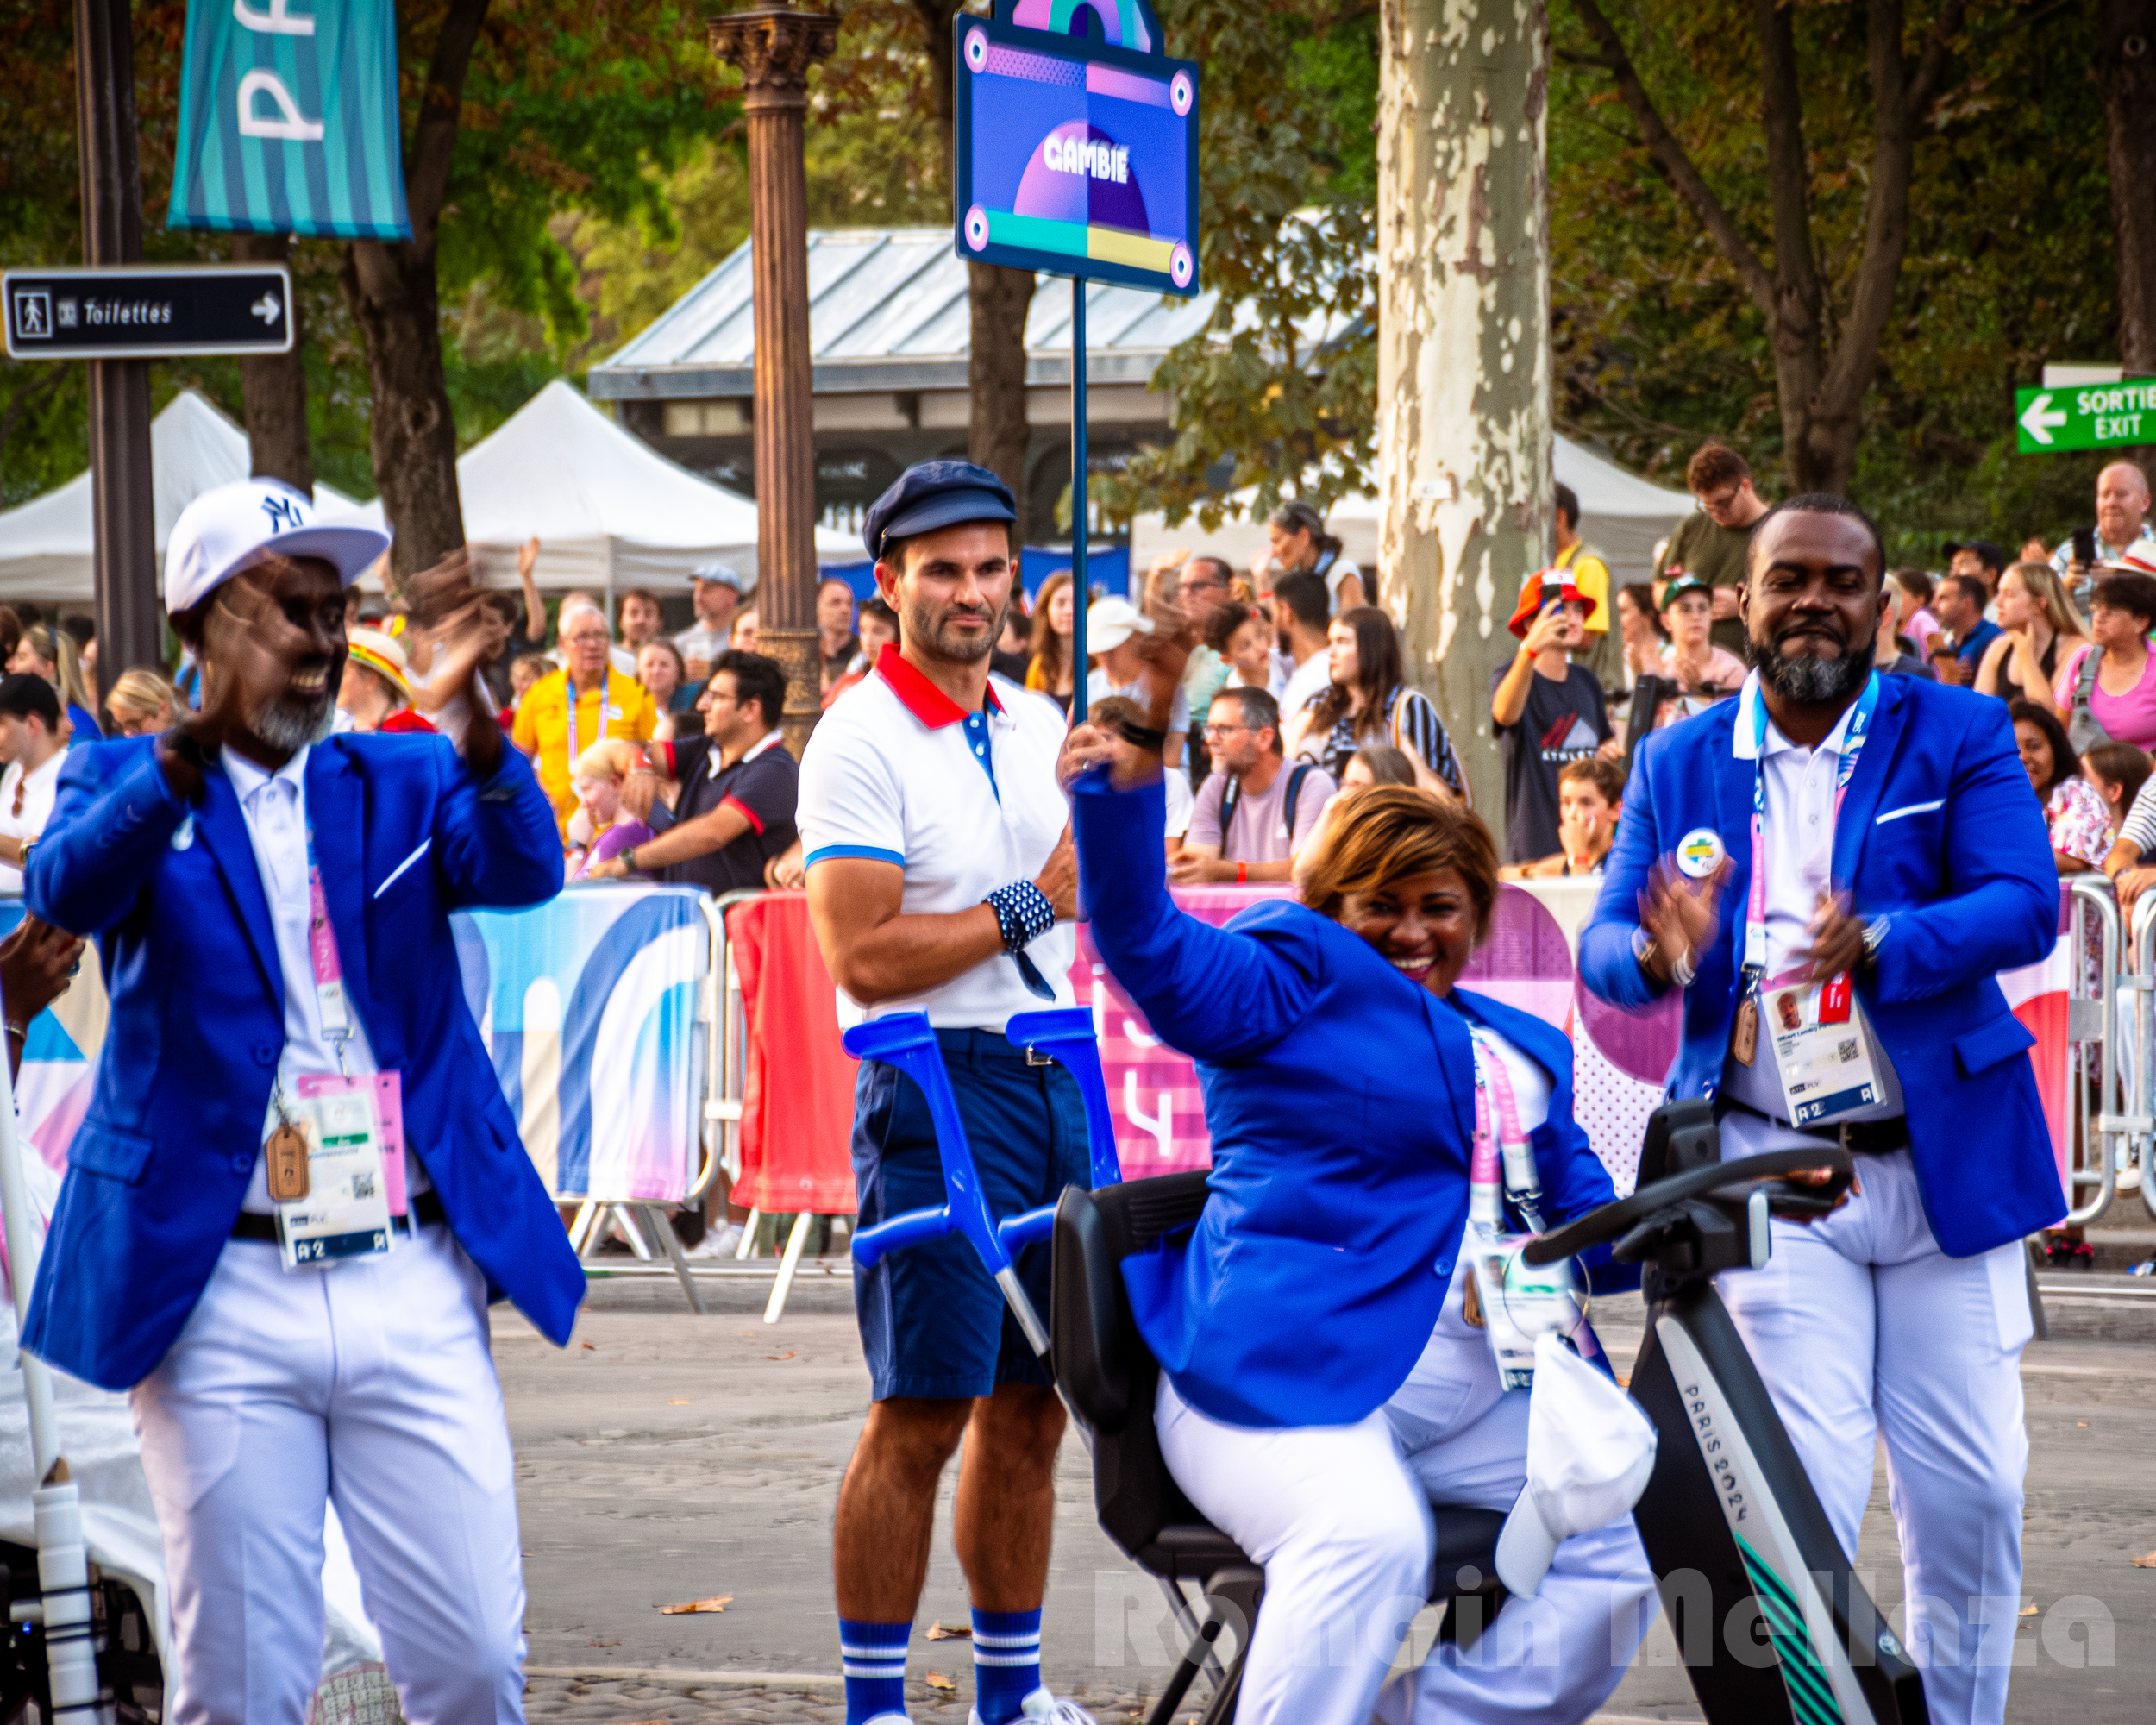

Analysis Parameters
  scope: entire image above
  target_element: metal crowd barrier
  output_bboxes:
[2059,875,2156,1229]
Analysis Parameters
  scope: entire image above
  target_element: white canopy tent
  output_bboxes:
[0,390,362,605]
[1128,434,1694,588]
[345,379,858,599]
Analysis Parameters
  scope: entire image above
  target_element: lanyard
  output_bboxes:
[303,822,354,1070]
[566,673,592,765]
[1741,674,1880,988]
[1468,1029,1545,1235]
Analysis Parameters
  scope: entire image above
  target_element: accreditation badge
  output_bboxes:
[1762,969,1883,1127]
[1464,1232,1588,1393]
[269,1073,410,1271]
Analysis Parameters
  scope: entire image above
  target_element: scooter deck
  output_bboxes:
[1627,1279,1927,1725]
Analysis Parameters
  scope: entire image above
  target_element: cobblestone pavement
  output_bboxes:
[502,1265,2156,1724]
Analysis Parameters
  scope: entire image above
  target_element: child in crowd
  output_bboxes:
[564,739,655,883]
[1501,756,1625,880]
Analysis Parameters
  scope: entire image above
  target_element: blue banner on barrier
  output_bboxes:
[453,885,707,1203]
[167,0,412,240]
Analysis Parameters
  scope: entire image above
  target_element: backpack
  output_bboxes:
[1219,764,1315,856]
[2068,647,2113,756]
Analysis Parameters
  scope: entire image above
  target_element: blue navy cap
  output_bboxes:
[863,461,1017,561]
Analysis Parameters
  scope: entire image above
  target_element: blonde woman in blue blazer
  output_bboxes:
[1065,731,1654,1725]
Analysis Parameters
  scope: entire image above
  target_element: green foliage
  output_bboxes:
[1090,0,1379,532]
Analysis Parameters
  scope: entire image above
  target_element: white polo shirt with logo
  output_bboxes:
[799,651,1075,1031]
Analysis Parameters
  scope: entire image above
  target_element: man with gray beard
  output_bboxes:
[22,479,580,1723]
[1580,494,2061,1725]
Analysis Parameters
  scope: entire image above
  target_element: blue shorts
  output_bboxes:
[850,1027,1092,1402]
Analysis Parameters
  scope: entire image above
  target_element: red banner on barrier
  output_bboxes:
[726,894,859,1214]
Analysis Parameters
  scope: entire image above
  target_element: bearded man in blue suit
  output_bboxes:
[1580,494,2063,1725]
[23,480,582,1725]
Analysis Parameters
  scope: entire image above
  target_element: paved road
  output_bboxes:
[505,1267,2156,1722]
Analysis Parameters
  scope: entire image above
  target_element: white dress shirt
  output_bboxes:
[222,746,427,1211]
[0,747,66,893]
[1720,674,1903,1130]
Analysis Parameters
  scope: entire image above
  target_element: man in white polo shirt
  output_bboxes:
[799,462,1089,1725]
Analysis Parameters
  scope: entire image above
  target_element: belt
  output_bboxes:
[1718,1101,1910,1155]
[929,1026,1046,1064]
[231,1189,447,1242]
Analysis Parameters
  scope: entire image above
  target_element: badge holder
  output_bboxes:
[1759,967,1883,1127]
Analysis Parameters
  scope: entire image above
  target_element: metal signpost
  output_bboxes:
[3,264,298,361]
[951,0,1200,699]
[2015,380,2156,454]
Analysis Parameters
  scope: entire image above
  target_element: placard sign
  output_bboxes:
[953,0,1200,298]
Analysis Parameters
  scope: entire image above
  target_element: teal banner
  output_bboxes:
[166,0,411,241]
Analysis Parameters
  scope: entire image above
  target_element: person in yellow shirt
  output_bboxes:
[1554,480,1617,692]
[512,603,658,835]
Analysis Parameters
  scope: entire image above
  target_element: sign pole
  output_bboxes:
[1070,276,1087,725]
[73,0,160,688]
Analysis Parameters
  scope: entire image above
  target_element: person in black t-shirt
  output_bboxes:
[588,650,797,892]
[1489,568,1616,863]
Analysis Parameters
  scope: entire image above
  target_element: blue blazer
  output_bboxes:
[22,734,586,1390]
[1072,770,1620,1430]
[1579,675,2065,1258]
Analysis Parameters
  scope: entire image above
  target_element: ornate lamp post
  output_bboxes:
[711,0,840,759]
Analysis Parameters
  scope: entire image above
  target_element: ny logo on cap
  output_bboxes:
[260,492,307,532]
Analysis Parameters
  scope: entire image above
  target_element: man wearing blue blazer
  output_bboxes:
[24,480,583,1725]
[1581,495,2062,1725]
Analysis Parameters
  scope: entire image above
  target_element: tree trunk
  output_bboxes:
[233,232,313,492]
[2098,0,2156,378]
[1376,0,1552,820]
[340,0,492,574]
[912,0,1031,518]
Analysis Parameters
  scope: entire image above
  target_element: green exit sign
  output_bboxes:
[2016,383,2156,453]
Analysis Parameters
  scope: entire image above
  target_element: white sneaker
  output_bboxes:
[969,1693,1097,1725]
[681,1223,743,1260]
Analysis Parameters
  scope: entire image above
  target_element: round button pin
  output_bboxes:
[1675,828,1725,879]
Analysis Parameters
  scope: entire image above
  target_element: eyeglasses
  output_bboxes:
[1201,721,1252,737]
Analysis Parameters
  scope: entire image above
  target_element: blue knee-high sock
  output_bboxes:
[840,1617,912,1723]
[971,1606,1043,1724]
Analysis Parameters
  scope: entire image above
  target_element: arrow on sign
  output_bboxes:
[250,293,281,326]
[2021,391,2068,446]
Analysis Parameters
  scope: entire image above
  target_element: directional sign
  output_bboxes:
[2015,381,2156,454]
[2,265,295,361]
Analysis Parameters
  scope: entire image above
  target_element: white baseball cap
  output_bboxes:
[1087,596,1154,654]
[692,561,755,595]
[1494,1332,1659,1596]
[164,479,392,616]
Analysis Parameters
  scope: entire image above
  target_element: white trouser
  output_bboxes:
[1154,1266,1655,1725]
[130,1222,529,1725]
[1376,1269,1658,1725]
[1713,1139,2033,1725]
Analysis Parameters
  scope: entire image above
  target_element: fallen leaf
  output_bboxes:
[668,1398,690,1405]
[659,1594,735,1615]
[2078,1421,2090,1427]
[581,1342,596,1352]
[924,1672,956,1691]
[765,1350,797,1361]
[925,1622,972,1640]
[2019,1603,2039,1617]
[2134,1552,2156,1568]
[586,1639,621,1647]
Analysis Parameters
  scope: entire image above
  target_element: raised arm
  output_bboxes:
[25,745,183,937]
[427,737,563,910]
[1069,768,1319,1063]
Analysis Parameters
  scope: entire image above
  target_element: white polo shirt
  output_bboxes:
[799,650,1075,1031]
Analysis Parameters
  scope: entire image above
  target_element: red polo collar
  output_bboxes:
[874,644,1004,729]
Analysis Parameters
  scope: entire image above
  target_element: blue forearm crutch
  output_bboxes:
[843,1007,1121,1359]
[993,1007,1122,1255]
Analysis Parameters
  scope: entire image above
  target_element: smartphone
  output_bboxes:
[2074,526,2097,567]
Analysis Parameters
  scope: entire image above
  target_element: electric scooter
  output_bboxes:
[1523,1099,1928,1725]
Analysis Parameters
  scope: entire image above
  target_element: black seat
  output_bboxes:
[1051,1175,1507,1725]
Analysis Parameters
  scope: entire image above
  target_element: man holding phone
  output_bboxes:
[1491,570,1617,863]
[2051,461,2156,599]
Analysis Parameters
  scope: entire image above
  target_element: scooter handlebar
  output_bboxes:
[1520,1146,1855,1267]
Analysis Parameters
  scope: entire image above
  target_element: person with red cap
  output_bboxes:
[1489,569,1618,863]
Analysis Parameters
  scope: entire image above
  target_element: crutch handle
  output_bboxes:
[1005,1007,1124,1188]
